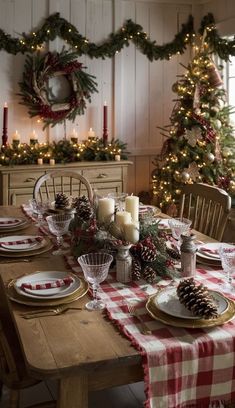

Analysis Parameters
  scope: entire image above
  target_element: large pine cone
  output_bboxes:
[177,278,218,319]
[55,192,69,209]
[132,258,142,281]
[72,196,93,221]
[142,266,156,284]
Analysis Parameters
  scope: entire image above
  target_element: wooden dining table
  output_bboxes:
[0,206,219,408]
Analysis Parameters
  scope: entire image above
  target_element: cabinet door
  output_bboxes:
[9,190,34,206]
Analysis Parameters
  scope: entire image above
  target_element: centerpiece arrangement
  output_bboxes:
[53,191,180,283]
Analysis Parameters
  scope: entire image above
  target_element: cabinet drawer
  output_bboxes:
[9,171,44,187]
[83,167,122,182]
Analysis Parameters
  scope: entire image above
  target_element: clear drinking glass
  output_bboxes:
[219,244,235,294]
[46,213,73,255]
[168,217,192,250]
[77,252,113,310]
[107,192,128,211]
[29,198,50,227]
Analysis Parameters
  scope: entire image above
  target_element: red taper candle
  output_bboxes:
[2,102,8,146]
[103,101,108,145]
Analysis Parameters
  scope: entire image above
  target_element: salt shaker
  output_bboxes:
[180,234,197,278]
[116,244,132,283]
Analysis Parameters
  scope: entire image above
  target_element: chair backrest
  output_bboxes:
[33,170,93,202]
[179,183,231,241]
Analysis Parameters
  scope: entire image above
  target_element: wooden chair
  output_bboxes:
[33,170,93,202]
[179,183,231,241]
[0,275,56,408]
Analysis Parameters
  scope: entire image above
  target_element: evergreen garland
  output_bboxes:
[0,13,194,60]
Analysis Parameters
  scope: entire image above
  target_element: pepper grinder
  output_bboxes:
[180,234,197,278]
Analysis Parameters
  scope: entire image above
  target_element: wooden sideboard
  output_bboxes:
[0,161,132,206]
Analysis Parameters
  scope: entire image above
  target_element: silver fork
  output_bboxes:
[127,303,152,335]
[20,306,83,319]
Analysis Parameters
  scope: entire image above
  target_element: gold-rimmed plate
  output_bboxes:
[7,274,88,307]
[0,218,31,233]
[0,236,53,258]
[146,290,235,328]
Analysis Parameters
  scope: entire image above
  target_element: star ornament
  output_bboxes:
[184,162,200,182]
[183,126,203,147]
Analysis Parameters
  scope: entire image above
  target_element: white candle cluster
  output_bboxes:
[97,194,140,243]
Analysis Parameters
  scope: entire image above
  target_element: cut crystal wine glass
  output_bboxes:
[77,252,113,310]
[219,244,235,294]
[29,198,50,227]
[46,213,73,255]
[168,217,192,250]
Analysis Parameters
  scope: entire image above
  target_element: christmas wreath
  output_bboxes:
[18,49,98,128]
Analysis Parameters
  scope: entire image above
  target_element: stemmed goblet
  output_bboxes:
[168,217,192,251]
[78,252,113,310]
[46,213,73,255]
[29,198,50,227]
[219,244,235,294]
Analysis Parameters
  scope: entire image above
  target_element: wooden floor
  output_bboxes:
[0,380,146,407]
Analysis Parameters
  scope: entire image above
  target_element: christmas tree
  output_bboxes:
[152,46,235,214]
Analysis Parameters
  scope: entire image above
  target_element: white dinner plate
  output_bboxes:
[154,286,228,320]
[197,243,235,261]
[0,217,25,227]
[14,271,80,299]
[0,235,45,252]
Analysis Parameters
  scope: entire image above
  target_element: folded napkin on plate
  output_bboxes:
[0,219,20,225]
[200,247,235,255]
[21,276,74,290]
[0,236,43,247]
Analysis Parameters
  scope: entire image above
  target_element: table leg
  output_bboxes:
[57,374,88,408]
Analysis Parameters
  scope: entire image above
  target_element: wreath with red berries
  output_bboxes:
[18,49,98,129]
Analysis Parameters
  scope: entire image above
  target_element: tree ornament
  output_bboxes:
[54,192,70,209]
[181,171,190,182]
[205,152,215,163]
[172,82,179,93]
[207,61,223,88]
[184,162,200,182]
[183,126,203,147]
[222,147,232,158]
[213,119,221,129]
[142,265,156,283]
[131,258,142,281]
[18,49,98,129]
[229,180,235,194]
[177,278,218,319]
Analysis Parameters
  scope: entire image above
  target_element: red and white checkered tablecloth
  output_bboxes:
[67,255,235,408]
[22,204,235,408]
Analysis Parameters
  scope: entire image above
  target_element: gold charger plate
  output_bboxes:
[146,291,235,328]
[7,274,88,307]
[0,237,53,258]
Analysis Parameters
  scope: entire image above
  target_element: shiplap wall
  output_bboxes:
[0,0,193,196]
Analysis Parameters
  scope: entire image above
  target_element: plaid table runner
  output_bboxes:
[22,204,235,408]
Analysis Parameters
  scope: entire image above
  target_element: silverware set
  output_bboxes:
[20,305,83,319]
[127,303,152,335]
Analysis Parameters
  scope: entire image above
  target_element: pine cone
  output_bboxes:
[177,278,218,319]
[142,266,156,283]
[132,258,142,281]
[166,246,180,260]
[140,244,157,262]
[54,192,69,209]
[73,196,93,221]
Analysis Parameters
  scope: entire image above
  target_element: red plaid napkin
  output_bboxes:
[21,276,74,290]
[200,247,235,255]
[67,255,235,408]
[0,219,19,225]
[0,236,43,246]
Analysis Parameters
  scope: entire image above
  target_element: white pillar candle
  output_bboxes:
[37,158,43,165]
[49,159,55,165]
[124,221,140,244]
[116,211,132,227]
[30,130,38,140]
[71,128,78,143]
[125,196,139,222]
[115,154,121,161]
[98,197,115,223]
[88,127,95,138]
[12,130,20,141]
